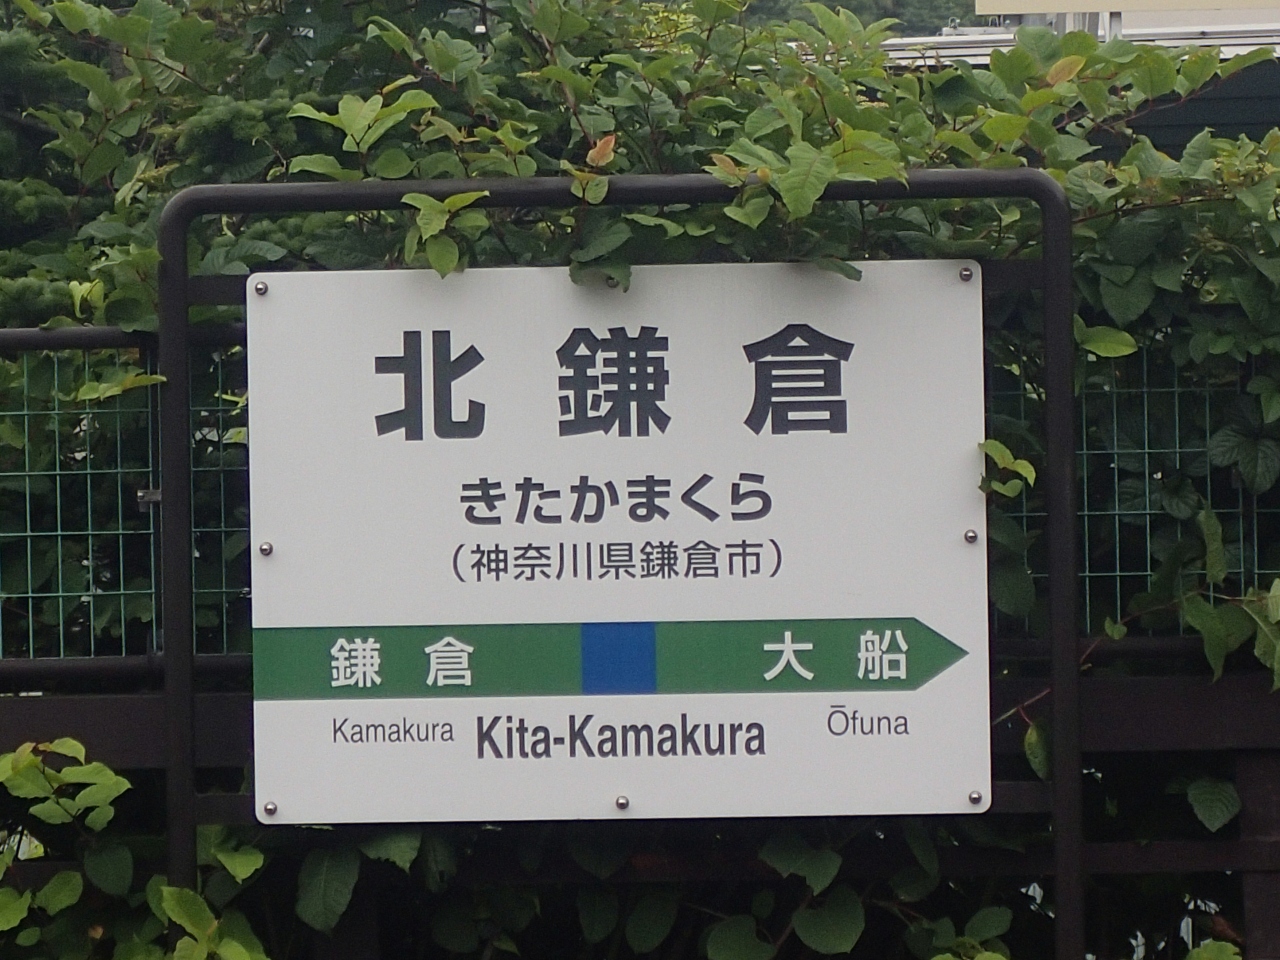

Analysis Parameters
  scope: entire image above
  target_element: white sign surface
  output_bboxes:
[247,261,992,823]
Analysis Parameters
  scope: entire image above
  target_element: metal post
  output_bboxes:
[157,198,197,890]
[1239,752,1280,958]
[157,172,1080,952]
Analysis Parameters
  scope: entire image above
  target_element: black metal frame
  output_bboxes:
[3,170,1082,955]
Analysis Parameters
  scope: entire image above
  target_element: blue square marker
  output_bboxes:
[581,622,657,694]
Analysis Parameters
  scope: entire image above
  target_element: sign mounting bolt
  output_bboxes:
[615,796,630,810]
[959,267,974,282]
[964,529,979,544]
[968,791,983,805]
[258,542,274,556]
[254,281,268,295]
[263,801,278,816]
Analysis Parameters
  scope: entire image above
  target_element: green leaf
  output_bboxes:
[295,847,360,934]
[404,193,448,239]
[723,196,773,230]
[85,842,133,896]
[1208,426,1280,494]
[792,885,864,955]
[706,916,775,960]
[81,141,126,185]
[1074,316,1138,358]
[624,214,684,238]
[14,927,39,947]
[216,845,265,884]
[59,761,115,784]
[570,220,631,262]
[174,937,208,960]
[59,59,127,112]
[576,887,618,944]
[85,804,115,831]
[1099,269,1156,327]
[1198,507,1226,586]
[359,828,421,873]
[774,143,836,218]
[75,774,131,808]
[216,937,252,960]
[964,906,1013,942]
[40,738,85,763]
[161,887,217,944]
[431,899,479,953]
[420,834,457,893]
[1183,594,1255,679]
[1024,719,1051,781]
[625,889,679,954]
[979,439,1035,484]
[425,235,460,277]
[758,832,841,894]
[443,191,489,213]
[369,148,414,179]
[1187,941,1242,960]
[1186,777,1241,833]
[288,154,362,181]
[813,259,862,281]
[1045,55,1085,85]
[29,798,75,824]
[902,818,938,876]
[982,113,1030,144]
[221,909,269,960]
[35,871,82,916]
[888,864,938,902]
[989,479,1023,498]
[13,0,52,26]
[1247,599,1280,690]
[1221,48,1274,78]
[0,889,31,932]
[990,559,1035,617]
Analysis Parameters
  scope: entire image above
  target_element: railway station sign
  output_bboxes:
[246,261,991,823]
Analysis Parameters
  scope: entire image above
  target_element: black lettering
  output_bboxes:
[333,718,349,743]
[729,722,743,755]
[516,717,530,758]
[478,715,503,758]
[894,716,909,735]
[681,714,702,756]
[569,714,595,757]
[703,723,726,756]
[744,722,765,755]
[531,725,552,758]
[657,724,677,756]
[621,723,654,757]
[597,724,618,757]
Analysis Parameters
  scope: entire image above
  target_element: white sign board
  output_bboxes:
[247,262,992,823]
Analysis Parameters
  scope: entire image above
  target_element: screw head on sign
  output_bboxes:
[254,281,268,295]
[263,801,278,816]
[258,542,273,556]
[964,529,979,544]
[959,267,974,282]
[968,791,983,805]
[615,796,630,810]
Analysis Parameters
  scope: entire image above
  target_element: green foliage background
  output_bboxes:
[0,0,1279,955]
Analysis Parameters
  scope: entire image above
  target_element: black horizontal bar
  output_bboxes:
[161,169,1062,228]
[0,654,251,686]
[0,327,149,351]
